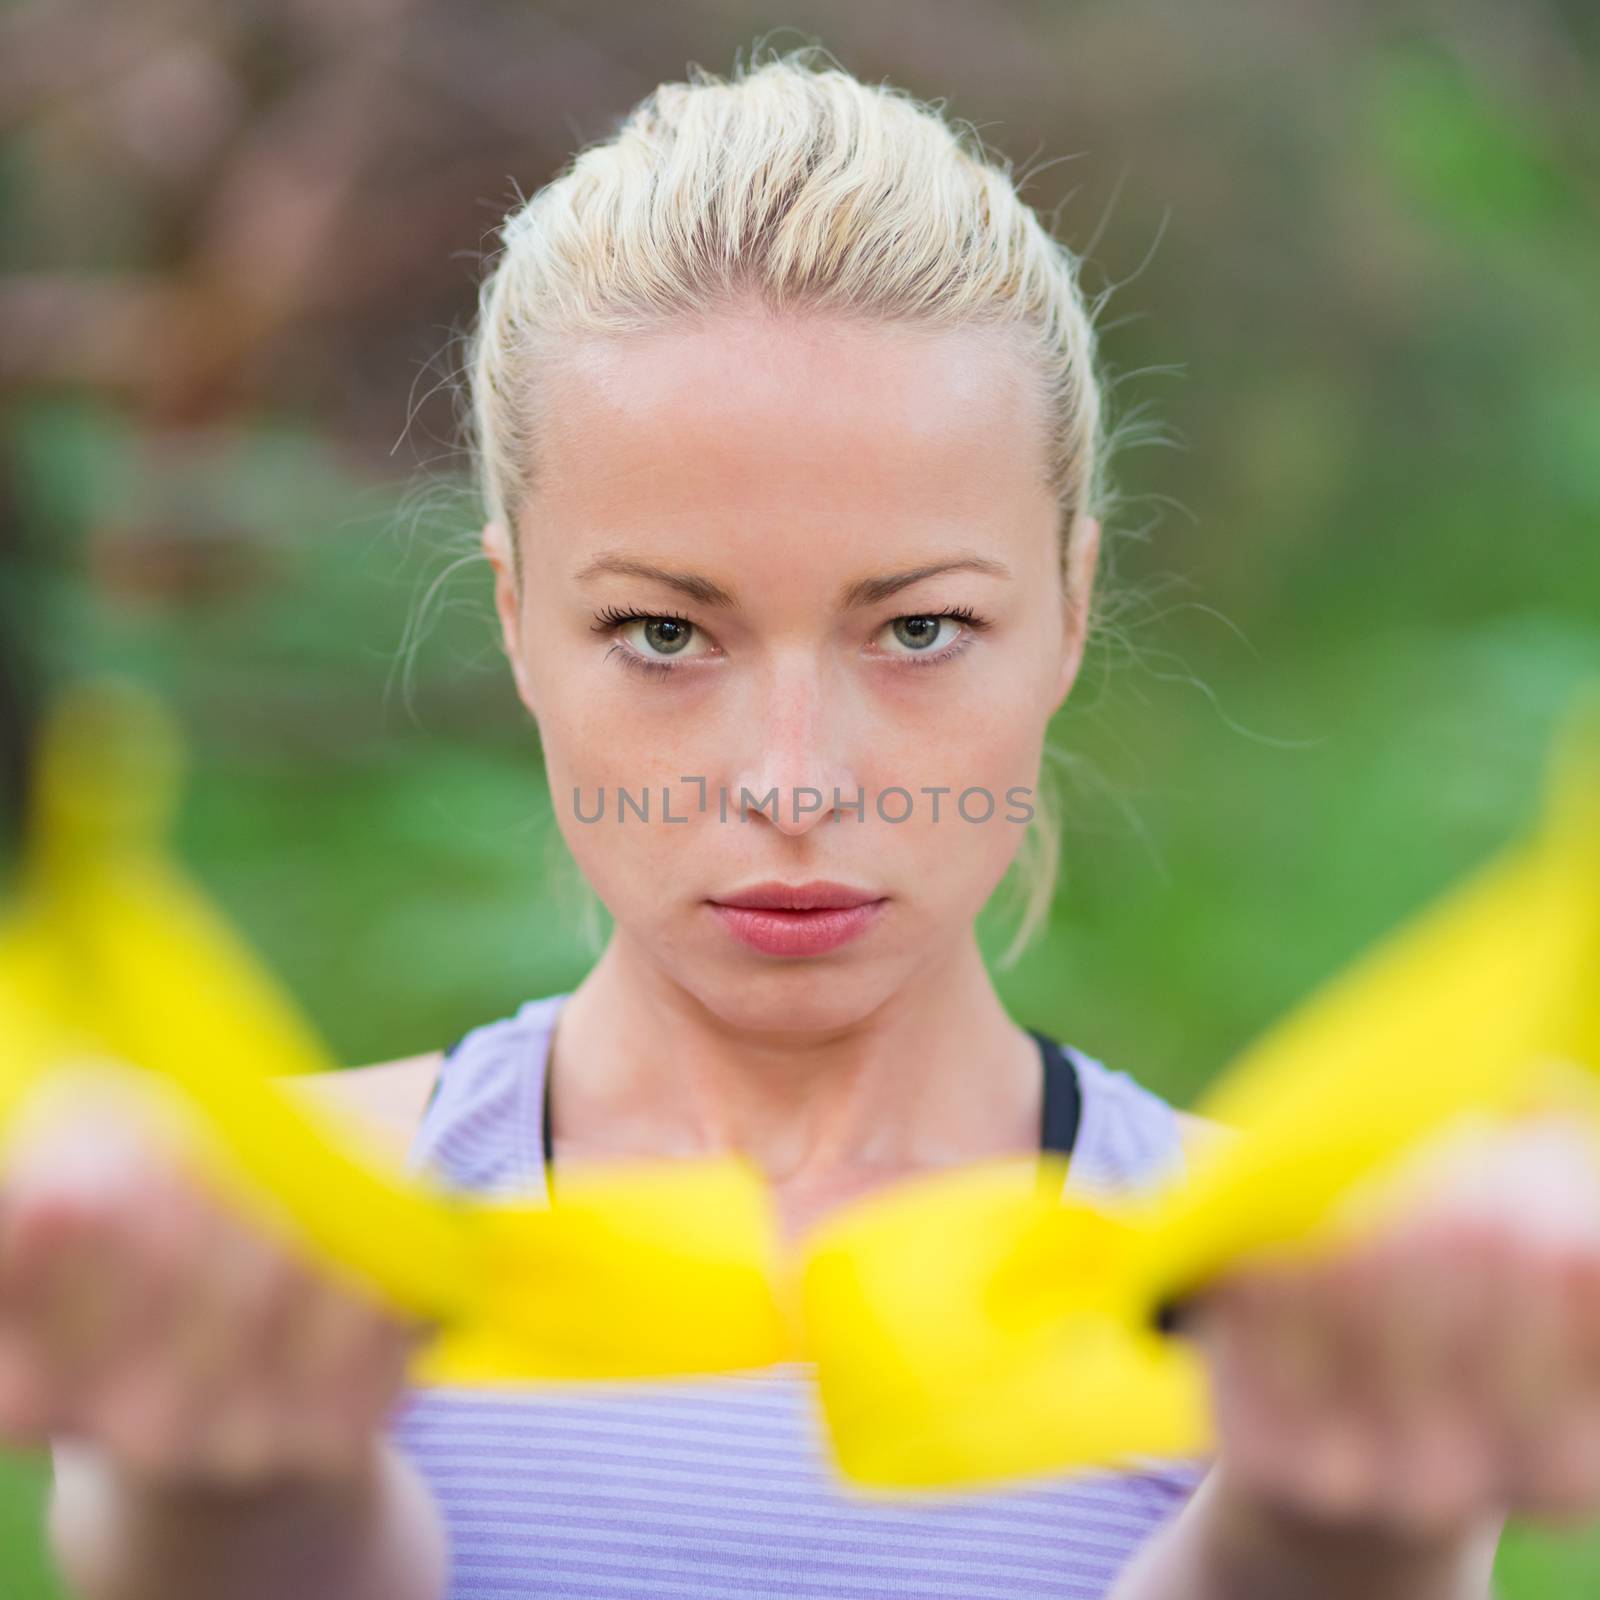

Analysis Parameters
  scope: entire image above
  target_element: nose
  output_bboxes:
[729,658,860,839]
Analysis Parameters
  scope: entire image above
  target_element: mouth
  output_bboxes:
[706,881,888,957]
[710,880,882,912]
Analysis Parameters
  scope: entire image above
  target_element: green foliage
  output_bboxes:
[1365,47,1573,236]
[0,1454,58,1600]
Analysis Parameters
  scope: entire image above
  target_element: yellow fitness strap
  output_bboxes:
[0,672,1595,1490]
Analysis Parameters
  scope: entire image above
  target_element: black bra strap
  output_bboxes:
[535,1027,1080,1173]
[1028,1028,1083,1158]
[542,1042,555,1168]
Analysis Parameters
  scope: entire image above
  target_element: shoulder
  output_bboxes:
[1060,1039,1237,1195]
[277,1052,444,1167]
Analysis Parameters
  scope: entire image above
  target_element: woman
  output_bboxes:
[13,47,1600,1600]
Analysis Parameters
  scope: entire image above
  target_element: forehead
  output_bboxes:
[522,309,1056,580]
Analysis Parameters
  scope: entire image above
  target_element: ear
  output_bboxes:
[482,518,541,722]
[1054,514,1100,711]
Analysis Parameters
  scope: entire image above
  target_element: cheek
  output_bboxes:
[522,637,692,824]
[866,682,1048,795]
[869,628,1058,774]
[838,700,1048,895]
[533,698,712,919]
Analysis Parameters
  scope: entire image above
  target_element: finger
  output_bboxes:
[1190,1274,1280,1494]
[342,1306,425,1434]
[71,1168,215,1482]
[1363,1222,1497,1536]
[239,1256,382,1484]
[126,1189,277,1489]
[1493,1237,1570,1510]
[185,1213,314,1487]
[306,1309,408,1479]
[0,1121,143,1395]
[78,1180,195,1457]
[1204,1261,1353,1517]
[1280,1249,1381,1524]
[0,1323,49,1444]
[1508,1247,1600,1523]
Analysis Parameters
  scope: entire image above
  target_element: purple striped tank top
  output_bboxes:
[390,993,1208,1599]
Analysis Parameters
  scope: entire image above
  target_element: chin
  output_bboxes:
[673,955,905,1039]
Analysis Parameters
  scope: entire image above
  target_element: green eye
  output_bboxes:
[640,618,693,656]
[591,605,710,679]
[880,607,990,664]
[890,616,951,652]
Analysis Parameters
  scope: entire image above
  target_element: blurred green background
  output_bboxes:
[2,1,1598,1593]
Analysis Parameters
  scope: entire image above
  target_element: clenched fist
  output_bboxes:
[1189,1112,1600,1541]
[0,1068,432,1493]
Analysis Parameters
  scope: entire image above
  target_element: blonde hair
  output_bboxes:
[464,43,1122,969]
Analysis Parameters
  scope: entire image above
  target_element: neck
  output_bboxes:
[544,931,1044,1214]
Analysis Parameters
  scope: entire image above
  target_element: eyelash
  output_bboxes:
[589,604,992,680]
[590,605,697,682]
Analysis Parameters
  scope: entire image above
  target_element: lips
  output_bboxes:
[710,880,882,912]
[706,882,888,957]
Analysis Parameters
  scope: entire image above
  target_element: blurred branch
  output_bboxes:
[0,0,204,134]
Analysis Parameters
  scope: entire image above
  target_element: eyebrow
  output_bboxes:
[573,553,1012,610]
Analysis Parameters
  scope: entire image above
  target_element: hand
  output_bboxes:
[0,1068,432,1494]
[1186,1112,1600,1542]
